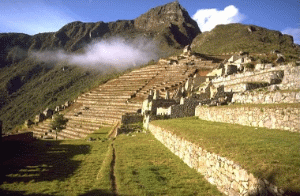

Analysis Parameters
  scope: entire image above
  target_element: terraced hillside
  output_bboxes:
[30,54,219,139]
[0,1,200,132]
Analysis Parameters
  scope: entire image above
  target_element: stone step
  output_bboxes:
[66,120,107,129]
[98,87,143,91]
[118,75,154,79]
[73,108,140,115]
[77,97,130,102]
[65,123,99,133]
[76,100,128,105]
[32,129,64,140]
[71,111,136,118]
[65,112,123,119]
[90,88,136,92]
[75,100,142,107]
[65,117,111,127]
[62,127,94,136]
[80,94,132,98]
[57,130,83,139]
[74,104,141,111]
[64,115,120,125]
[86,92,135,96]
[59,128,88,138]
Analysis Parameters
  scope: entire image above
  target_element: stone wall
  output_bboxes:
[148,123,284,196]
[142,97,176,115]
[212,67,284,87]
[280,65,300,90]
[156,98,200,118]
[170,98,200,118]
[212,65,300,91]
[232,90,300,104]
[121,113,143,125]
[224,82,270,93]
[195,105,300,132]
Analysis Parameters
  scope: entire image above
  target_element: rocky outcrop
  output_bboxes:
[134,1,200,46]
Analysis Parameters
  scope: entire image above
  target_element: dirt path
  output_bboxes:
[108,122,120,139]
[110,142,117,196]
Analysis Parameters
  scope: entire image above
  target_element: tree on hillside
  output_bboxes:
[51,114,68,140]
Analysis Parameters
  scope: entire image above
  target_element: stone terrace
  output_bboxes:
[30,55,219,139]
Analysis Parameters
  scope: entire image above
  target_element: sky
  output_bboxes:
[0,0,299,44]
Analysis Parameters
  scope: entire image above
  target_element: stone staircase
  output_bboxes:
[30,56,218,139]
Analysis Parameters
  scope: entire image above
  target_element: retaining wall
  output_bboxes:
[148,123,284,196]
[232,90,300,104]
[212,68,284,87]
[195,105,300,132]
[169,99,200,118]
[280,65,300,90]
[212,65,300,91]
[121,113,143,125]
[156,98,201,119]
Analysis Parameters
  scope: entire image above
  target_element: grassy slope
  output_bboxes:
[151,117,300,194]
[114,130,223,196]
[0,127,113,196]
[191,23,299,59]
[1,125,224,195]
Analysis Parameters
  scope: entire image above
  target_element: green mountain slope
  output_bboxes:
[191,23,299,58]
[0,59,122,131]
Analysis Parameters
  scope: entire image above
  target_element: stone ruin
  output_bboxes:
[143,48,300,128]
[29,100,74,126]
[143,49,299,195]
[28,44,299,140]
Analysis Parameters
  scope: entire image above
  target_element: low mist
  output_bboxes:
[31,37,159,69]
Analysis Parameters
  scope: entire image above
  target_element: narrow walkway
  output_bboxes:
[110,142,117,196]
[108,122,120,139]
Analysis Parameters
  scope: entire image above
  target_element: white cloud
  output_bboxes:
[192,5,246,32]
[31,37,158,69]
[282,27,300,45]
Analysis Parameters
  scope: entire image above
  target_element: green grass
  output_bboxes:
[151,117,300,194]
[114,130,223,196]
[0,127,113,195]
[192,23,299,59]
[86,126,112,139]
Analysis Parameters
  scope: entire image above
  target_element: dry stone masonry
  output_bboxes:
[148,123,284,196]
[195,105,300,132]
[232,90,300,104]
[142,51,299,195]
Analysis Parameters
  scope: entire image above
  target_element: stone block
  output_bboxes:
[231,180,239,192]
[228,189,240,196]
[238,169,249,182]
[208,177,215,185]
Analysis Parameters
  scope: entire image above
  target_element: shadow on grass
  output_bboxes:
[252,171,300,196]
[0,189,53,195]
[78,189,129,196]
[1,139,90,183]
[0,189,131,196]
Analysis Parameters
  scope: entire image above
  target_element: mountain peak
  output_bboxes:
[134,1,199,33]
